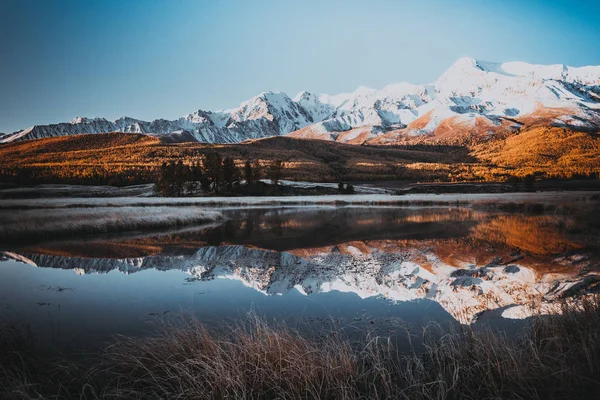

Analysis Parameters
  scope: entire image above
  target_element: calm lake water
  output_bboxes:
[1,202,599,351]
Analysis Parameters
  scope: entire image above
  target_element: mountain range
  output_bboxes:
[2,57,600,145]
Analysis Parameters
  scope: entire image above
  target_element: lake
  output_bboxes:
[1,194,599,352]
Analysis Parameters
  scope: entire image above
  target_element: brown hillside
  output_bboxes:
[472,127,600,177]
[0,134,473,183]
[0,125,598,185]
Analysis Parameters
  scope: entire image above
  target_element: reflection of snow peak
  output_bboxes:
[11,245,588,324]
[1,251,39,267]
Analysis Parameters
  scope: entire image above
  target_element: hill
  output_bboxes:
[0,127,598,186]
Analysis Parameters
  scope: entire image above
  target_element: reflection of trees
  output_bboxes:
[243,212,258,237]
[22,208,479,258]
[33,208,582,261]
[216,208,475,251]
[269,211,284,237]
[471,215,581,256]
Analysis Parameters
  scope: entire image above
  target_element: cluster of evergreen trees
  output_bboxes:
[338,182,355,194]
[155,154,284,196]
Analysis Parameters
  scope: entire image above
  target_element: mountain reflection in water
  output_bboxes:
[2,206,598,328]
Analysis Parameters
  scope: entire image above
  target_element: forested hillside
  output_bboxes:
[0,127,598,186]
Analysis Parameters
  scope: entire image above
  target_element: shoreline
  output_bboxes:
[0,190,598,210]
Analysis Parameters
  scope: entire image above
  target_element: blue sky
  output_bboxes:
[1,0,599,133]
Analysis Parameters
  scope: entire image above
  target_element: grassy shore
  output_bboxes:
[0,207,223,244]
[2,297,600,399]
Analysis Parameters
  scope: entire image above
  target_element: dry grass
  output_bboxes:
[2,297,600,399]
[403,298,600,399]
[0,325,95,400]
[101,317,358,399]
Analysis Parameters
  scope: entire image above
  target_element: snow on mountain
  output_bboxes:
[0,91,319,144]
[3,57,600,144]
[293,91,336,122]
[5,243,590,324]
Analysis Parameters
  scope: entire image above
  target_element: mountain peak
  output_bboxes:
[293,90,318,102]
[352,86,376,96]
[440,57,529,77]
[115,116,140,124]
[70,117,108,124]
[256,91,289,100]
[454,56,479,67]
[70,117,88,124]
[439,57,487,78]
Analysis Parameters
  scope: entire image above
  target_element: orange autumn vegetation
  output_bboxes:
[0,123,598,185]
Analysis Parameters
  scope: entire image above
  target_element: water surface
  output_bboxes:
[1,203,598,350]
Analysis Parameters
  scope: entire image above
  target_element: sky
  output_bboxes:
[1,0,600,133]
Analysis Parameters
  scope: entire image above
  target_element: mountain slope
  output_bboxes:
[0,133,474,183]
[471,126,600,177]
[2,57,600,144]
[1,128,598,184]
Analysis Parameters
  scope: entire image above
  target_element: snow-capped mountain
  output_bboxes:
[3,57,600,144]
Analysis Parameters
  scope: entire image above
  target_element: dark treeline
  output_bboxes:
[155,154,285,197]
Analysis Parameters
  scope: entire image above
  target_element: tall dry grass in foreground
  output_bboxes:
[2,298,600,399]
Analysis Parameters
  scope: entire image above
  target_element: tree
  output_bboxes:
[156,161,176,196]
[252,159,262,182]
[187,161,203,194]
[268,160,284,185]
[174,160,189,196]
[222,156,239,191]
[244,160,253,184]
[338,182,355,194]
[200,176,211,193]
[16,167,33,185]
[155,163,167,195]
[524,174,535,192]
[204,153,223,193]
